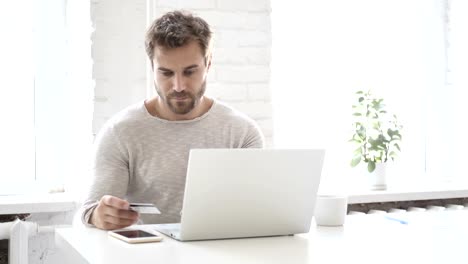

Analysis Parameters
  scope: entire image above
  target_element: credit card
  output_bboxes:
[129,203,161,214]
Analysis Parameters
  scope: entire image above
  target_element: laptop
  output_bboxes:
[153,148,325,241]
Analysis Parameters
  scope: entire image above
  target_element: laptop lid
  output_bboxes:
[174,148,325,241]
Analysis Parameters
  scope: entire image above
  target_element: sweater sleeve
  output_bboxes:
[241,118,265,149]
[80,123,130,226]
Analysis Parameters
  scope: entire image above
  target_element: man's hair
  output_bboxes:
[145,10,212,67]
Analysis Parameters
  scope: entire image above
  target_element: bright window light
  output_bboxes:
[271,0,460,191]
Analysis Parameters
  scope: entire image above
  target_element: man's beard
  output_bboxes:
[156,81,206,115]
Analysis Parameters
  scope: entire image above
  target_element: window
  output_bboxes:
[0,3,35,193]
[271,0,460,191]
[440,0,468,183]
[0,1,93,195]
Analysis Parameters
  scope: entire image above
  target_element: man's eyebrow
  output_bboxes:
[157,67,172,72]
[157,65,199,72]
[184,64,199,70]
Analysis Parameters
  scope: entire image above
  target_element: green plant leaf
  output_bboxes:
[350,156,361,167]
[352,148,360,155]
[351,89,402,167]
[367,161,376,173]
[368,138,384,150]
[354,122,363,128]
[394,143,401,151]
[353,147,363,155]
[357,126,366,139]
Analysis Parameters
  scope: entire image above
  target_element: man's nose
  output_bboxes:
[173,74,185,92]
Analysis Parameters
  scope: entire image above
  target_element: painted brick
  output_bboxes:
[213,47,270,65]
[197,11,271,31]
[92,0,147,135]
[216,30,271,47]
[208,83,248,101]
[153,7,175,19]
[264,136,273,148]
[229,101,272,120]
[217,0,271,12]
[238,31,271,47]
[157,0,216,9]
[216,65,270,83]
[256,118,274,137]
[207,68,217,83]
[247,83,271,101]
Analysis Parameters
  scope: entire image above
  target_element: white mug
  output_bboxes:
[314,195,348,226]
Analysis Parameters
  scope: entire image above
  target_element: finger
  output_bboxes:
[101,195,130,210]
[101,205,139,220]
[103,206,140,220]
[103,214,136,226]
[118,209,140,220]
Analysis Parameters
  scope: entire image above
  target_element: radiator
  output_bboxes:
[349,202,468,215]
[0,220,56,264]
[9,220,30,264]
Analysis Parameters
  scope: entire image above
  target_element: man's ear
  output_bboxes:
[206,53,212,71]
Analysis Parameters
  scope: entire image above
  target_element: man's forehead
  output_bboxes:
[153,60,202,70]
[153,43,205,68]
[154,41,204,57]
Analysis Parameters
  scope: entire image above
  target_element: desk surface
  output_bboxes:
[56,210,468,264]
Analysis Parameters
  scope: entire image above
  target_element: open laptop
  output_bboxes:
[153,148,325,241]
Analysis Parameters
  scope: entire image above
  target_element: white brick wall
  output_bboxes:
[91,0,147,133]
[217,0,271,12]
[213,47,271,65]
[157,0,217,10]
[216,65,270,83]
[92,0,273,144]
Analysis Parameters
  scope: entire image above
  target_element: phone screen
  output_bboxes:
[114,230,158,238]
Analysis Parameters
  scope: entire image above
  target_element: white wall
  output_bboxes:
[91,0,148,134]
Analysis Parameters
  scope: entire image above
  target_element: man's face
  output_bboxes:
[152,41,210,117]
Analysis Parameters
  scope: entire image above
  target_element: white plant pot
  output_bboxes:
[367,163,387,190]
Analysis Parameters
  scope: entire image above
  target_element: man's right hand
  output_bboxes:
[90,195,140,230]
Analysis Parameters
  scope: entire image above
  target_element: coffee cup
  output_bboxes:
[314,195,348,226]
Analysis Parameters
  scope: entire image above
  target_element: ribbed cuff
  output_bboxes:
[81,202,98,227]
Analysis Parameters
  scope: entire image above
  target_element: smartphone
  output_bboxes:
[108,229,163,243]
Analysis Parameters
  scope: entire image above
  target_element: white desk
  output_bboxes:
[55,210,468,264]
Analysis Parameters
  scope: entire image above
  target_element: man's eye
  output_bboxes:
[161,71,173,77]
[184,70,195,76]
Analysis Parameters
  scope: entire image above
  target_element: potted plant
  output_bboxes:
[349,90,402,189]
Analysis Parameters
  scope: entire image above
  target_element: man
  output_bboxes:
[81,10,264,230]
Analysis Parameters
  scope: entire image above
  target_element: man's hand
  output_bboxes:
[90,195,140,230]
